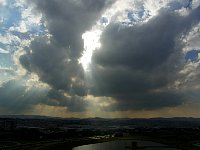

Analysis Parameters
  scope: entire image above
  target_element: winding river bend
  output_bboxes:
[73,140,179,150]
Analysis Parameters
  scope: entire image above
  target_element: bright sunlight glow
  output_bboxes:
[79,29,102,71]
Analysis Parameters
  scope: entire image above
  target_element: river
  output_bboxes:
[73,140,179,150]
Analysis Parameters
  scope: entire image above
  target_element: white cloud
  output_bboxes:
[100,0,180,24]
[0,66,13,71]
[8,0,42,34]
[0,48,9,54]
[14,0,26,7]
[9,2,42,33]
[25,73,50,91]
[0,33,21,45]
[0,17,4,24]
[0,0,6,6]
[85,95,116,112]
[12,49,27,76]
[9,21,28,33]
[182,23,200,53]
[192,0,200,9]
[178,15,200,90]
[21,7,42,25]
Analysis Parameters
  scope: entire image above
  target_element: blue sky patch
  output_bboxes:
[185,50,200,62]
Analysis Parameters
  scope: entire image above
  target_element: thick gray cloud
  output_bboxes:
[18,0,113,113]
[90,7,200,111]
[17,0,200,113]
[20,37,86,95]
[30,0,113,58]
[0,79,48,113]
[20,0,112,96]
[47,89,87,112]
[0,79,87,113]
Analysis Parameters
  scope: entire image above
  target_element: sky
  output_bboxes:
[0,0,200,118]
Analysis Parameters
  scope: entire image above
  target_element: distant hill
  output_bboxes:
[0,115,57,119]
[1,115,200,128]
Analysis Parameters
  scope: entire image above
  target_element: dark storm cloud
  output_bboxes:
[0,79,48,113]
[93,8,200,70]
[19,38,88,112]
[90,7,200,111]
[18,0,200,113]
[30,0,113,58]
[18,0,114,112]
[103,91,184,111]
[20,0,112,96]
[47,89,87,112]
[0,79,87,113]
[20,37,86,94]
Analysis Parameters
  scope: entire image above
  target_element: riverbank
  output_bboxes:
[2,134,200,150]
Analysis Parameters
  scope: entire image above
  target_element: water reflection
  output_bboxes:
[73,140,179,150]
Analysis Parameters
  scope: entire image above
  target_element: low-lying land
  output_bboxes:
[0,116,200,150]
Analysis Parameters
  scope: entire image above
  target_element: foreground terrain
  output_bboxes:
[0,116,200,150]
